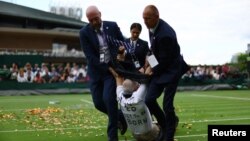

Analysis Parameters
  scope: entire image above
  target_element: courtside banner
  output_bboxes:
[208,125,250,141]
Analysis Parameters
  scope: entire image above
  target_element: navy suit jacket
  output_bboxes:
[79,21,124,81]
[124,38,149,69]
[150,19,189,84]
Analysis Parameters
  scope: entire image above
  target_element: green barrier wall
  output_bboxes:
[0,77,246,91]
[179,77,246,86]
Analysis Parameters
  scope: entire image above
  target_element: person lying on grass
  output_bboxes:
[109,67,163,141]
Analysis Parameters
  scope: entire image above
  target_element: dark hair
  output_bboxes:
[122,92,132,98]
[130,23,142,31]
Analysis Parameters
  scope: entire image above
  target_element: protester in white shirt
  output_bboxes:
[109,67,161,141]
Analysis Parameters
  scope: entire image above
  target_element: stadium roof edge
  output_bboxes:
[0,1,88,28]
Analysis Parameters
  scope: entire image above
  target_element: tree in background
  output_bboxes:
[226,53,249,80]
[234,53,249,72]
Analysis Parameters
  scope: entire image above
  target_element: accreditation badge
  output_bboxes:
[147,54,158,68]
[100,53,105,63]
[134,61,140,68]
[99,46,110,63]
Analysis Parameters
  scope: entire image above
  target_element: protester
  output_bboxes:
[110,66,162,141]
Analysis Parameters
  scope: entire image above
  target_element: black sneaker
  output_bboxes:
[118,121,127,135]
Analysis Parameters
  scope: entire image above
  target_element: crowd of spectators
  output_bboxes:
[182,64,248,82]
[0,62,247,84]
[0,62,89,83]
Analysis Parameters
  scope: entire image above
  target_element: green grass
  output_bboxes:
[0,90,250,141]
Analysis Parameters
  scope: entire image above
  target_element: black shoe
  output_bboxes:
[118,121,127,135]
[174,116,179,133]
[155,126,165,141]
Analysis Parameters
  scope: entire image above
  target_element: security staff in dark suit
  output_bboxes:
[124,23,149,70]
[79,5,127,141]
[142,5,190,141]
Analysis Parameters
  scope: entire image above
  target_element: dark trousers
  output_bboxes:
[145,78,179,141]
[90,74,120,141]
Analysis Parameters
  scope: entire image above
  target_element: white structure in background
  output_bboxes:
[48,0,84,58]
[246,44,250,55]
[49,0,82,20]
[51,43,84,57]
[231,44,250,63]
[231,52,242,63]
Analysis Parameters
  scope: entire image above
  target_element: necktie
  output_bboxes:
[132,41,135,48]
[97,29,103,36]
[130,41,136,53]
[149,31,153,44]
[97,29,108,46]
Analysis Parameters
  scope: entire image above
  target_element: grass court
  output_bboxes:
[0,90,249,141]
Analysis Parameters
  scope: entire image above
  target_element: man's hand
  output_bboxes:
[109,67,118,77]
[141,60,153,75]
[144,58,150,68]
[138,67,145,73]
[117,46,125,61]
[144,66,153,75]
[118,46,125,54]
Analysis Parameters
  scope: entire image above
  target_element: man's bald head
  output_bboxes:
[122,79,138,94]
[143,5,159,17]
[143,5,159,29]
[85,5,102,30]
[86,6,100,18]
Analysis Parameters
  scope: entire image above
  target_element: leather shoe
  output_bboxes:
[118,121,127,135]
[174,116,179,133]
[155,126,165,141]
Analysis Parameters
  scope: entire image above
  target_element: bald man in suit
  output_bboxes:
[79,5,127,141]
[142,5,190,141]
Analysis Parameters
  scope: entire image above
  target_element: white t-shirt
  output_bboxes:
[117,84,153,135]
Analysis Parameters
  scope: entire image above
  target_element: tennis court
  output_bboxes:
[0,90,249,141]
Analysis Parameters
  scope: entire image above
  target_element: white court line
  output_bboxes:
[183,117,250,123]
[176,134,207,138]
[191,94,250,101]
[0,99,94,112]
[0,126,105,133]
[80,99,94,105]
[1,117,249,133]
[120,134,208,140]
